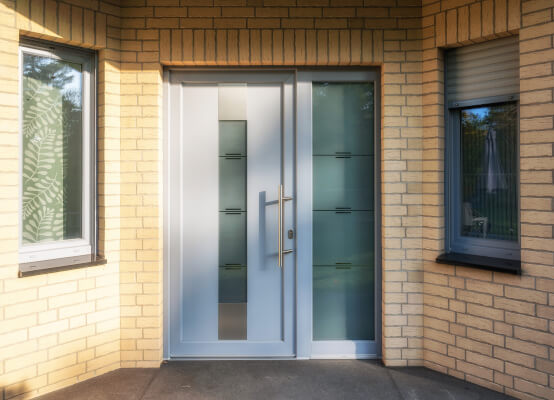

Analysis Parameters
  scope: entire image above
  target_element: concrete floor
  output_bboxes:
[36,360,515,400]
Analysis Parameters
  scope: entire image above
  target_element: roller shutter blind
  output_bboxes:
[446,36,519,107]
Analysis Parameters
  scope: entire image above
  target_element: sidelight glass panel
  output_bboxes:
[218,116,247,340]
[459,103,518,242]
[312,81,375,342]
[313,211,374,266]
[313,156,374,211]
[313,266,375,340]
[313,82,374,155]
[21,53,83,244]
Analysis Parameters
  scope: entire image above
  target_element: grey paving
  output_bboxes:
[36,360,515,400]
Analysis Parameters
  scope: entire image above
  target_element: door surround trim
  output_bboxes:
[163,68,382,360]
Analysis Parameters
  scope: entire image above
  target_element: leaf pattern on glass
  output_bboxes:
[22,76,64,244]
[22,206,63,243]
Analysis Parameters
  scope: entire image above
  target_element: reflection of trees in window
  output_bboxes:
[22,54,82,244]
[314,82,373,123]
[460,103,518,241]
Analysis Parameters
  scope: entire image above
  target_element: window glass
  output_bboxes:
[22,53,83,244]
[460,103,518,242]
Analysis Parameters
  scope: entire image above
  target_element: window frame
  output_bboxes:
[445,94,521,261]
[18,39,97,266]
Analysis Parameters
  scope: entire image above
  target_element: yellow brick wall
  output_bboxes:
[422,1,554,399]
[114,0,427,370]
[117,0,424,368]
[2,2,426,396]
[1,1,552,399]
[0,1,122,399]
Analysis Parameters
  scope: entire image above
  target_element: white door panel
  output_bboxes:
[167,72,295,357]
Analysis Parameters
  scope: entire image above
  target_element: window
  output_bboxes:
[441,37,520,271]
[19,39,97,273]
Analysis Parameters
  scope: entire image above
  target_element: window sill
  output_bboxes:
[19,254,107,277]
[436,252,521,275]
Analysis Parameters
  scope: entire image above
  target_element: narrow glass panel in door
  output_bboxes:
[167,72,295,357]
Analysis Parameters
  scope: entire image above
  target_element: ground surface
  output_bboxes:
[36,360,515,400]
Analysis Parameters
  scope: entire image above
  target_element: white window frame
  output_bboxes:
[18,39,96,265]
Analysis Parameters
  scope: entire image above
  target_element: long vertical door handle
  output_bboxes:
[278,184,293,268]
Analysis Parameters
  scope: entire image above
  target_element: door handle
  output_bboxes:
[278,184,293,268]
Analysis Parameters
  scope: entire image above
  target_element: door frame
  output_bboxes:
[296,70,382,359]
[163,68,382,360]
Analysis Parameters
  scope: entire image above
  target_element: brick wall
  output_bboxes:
[422,1,554,399]
[0,0,552,399]
[117,0,425,368]
[0,1,122,398]
[1,1,426,397]
[85,0,426,371]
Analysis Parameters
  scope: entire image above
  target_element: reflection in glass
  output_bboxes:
[460,103,518,241]
[313,82,374,155]
[312,82,375,341]
[21,53,83,244]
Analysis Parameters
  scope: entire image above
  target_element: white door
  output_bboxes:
[165,71,295,357]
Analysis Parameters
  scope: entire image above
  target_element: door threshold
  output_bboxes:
[165,356,298,361]
[310,354,380,360]
[165,355,381,361]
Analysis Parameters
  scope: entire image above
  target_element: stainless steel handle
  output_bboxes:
[278,184,293,268]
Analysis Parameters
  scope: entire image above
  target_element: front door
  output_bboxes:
[166,71,295,357]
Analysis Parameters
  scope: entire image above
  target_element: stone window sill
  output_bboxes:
[19,254,107,277]
[436,252,521,275]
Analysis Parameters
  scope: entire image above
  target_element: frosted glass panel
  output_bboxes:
[218,115,247,340]
[219,121,246,156]
[219,212,247,266]
[219,266,247,303]
[313,82,374,155]
[313,211,374,266]
[313,156,373,211]
[313,266,375,340]
[218,84,247,120]
[219,157,246,211]
[21,53,83,244]
[312,81,375,342]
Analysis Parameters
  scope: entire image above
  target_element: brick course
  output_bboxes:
[0,0,122,398]
[422,1,554,399]
[0,1,552,399]
[117,0,424,370]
